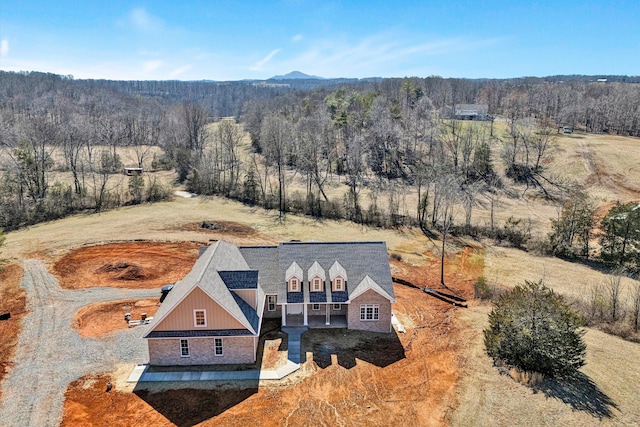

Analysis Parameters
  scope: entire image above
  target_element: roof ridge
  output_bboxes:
[280,241,385,245]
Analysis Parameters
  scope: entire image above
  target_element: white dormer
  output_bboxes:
[286,261,303,292]
[329,261,347,292]
[308,261,325,292]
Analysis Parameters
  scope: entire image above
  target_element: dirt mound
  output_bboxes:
[96,262,146,281]
[73,299,159,338]
[182,220,256,236]
[53,241,200,290]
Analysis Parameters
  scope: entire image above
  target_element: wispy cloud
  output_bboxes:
[250,49,281,71]
[169,65,192,77]
[278,32,502,77]
[292,34,303,42]
[143,60,164,72]
[0,39,8,57]
[128,8,163,32]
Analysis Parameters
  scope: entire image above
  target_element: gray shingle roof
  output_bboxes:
[144,241,258,338]
[218,270,258,289]
[146,240,394,340]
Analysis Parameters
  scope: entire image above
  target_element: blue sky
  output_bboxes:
[1,1,639,80]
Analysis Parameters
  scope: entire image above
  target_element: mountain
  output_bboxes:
[269,71,324,80]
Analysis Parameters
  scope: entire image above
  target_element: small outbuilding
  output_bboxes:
[123,167,143,176]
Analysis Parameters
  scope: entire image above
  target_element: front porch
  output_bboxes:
[280,302,347,328]
[284,314,347,328]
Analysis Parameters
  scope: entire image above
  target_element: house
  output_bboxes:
[144,240,396,365]
[454,104,488,121]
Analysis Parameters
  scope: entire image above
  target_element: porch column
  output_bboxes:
[303,304,308,326]
[282,305,286,326]
[325,304,330,325]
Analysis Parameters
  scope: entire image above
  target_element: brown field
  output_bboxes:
[73,299,160,338]
[52,241,200,289]
[0,264,25,402]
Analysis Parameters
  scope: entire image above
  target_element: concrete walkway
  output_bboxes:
[282,326,307,363]
[128,360,300,382]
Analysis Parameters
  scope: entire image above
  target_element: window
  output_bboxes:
[312,303,321,311]
[289,277,300,292]
[194,309,206,327]
[360,304,379,321]
[214,338,223,356]
[311,277,323,292]
[267,295,277,311]
[334,277,344,291]
[180,339,190,357]
[333,303,342,311]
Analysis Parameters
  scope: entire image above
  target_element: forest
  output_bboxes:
[0,70,639,271]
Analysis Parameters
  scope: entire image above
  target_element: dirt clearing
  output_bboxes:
[60,248,480,426]
[0,263,26,402]
[53,241,200,290]
[73,299,160,338]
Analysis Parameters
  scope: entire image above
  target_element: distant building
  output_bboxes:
[123,167,143,176]
[454,104,488,121]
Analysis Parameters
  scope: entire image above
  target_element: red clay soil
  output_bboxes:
[73,299,160,338]
[0,263,26,402]
[53,242,201,290]
[61,247,483,427]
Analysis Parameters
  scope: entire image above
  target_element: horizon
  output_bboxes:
[1,1,639,81]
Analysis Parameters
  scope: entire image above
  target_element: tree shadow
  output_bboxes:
[303,328,405,369]
[532,372,618,418]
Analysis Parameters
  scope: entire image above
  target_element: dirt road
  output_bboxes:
[0,260,157,427]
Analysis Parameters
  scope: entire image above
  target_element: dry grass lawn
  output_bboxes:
[452,305,640,426]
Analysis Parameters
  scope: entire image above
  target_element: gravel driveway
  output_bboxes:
[0,260,158,427]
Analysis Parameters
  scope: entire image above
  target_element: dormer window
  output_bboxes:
[289,277,300,292]
[311,276,323,292]
[286,261,303,292]
[329,261,347,292]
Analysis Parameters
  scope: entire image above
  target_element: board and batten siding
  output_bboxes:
[154,286,247,331]
[233,289,257,309]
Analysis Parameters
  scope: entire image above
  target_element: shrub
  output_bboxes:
[474,276,494,300]
[484,280,586,378]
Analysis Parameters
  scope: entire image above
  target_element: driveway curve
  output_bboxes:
[0,260,157,427]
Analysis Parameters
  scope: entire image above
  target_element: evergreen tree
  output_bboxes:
[484,280,586,377]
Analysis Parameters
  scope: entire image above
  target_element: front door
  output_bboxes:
[287,304,303,315]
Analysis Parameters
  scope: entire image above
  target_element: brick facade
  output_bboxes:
[347,289,393,333]
[148,336,256,365]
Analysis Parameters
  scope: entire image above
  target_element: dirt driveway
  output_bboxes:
[0,260,157,427]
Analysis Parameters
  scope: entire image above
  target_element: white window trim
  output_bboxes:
[193,309,207,327]
[360,304,379,321]
[214,338,223,356]
[267,295,277,311]
[180,339,190,357]
[333,277,344,292]
[333,303,342,310]
[311,277,323,292]
[289,277,300,292]
[312,303,321,311]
